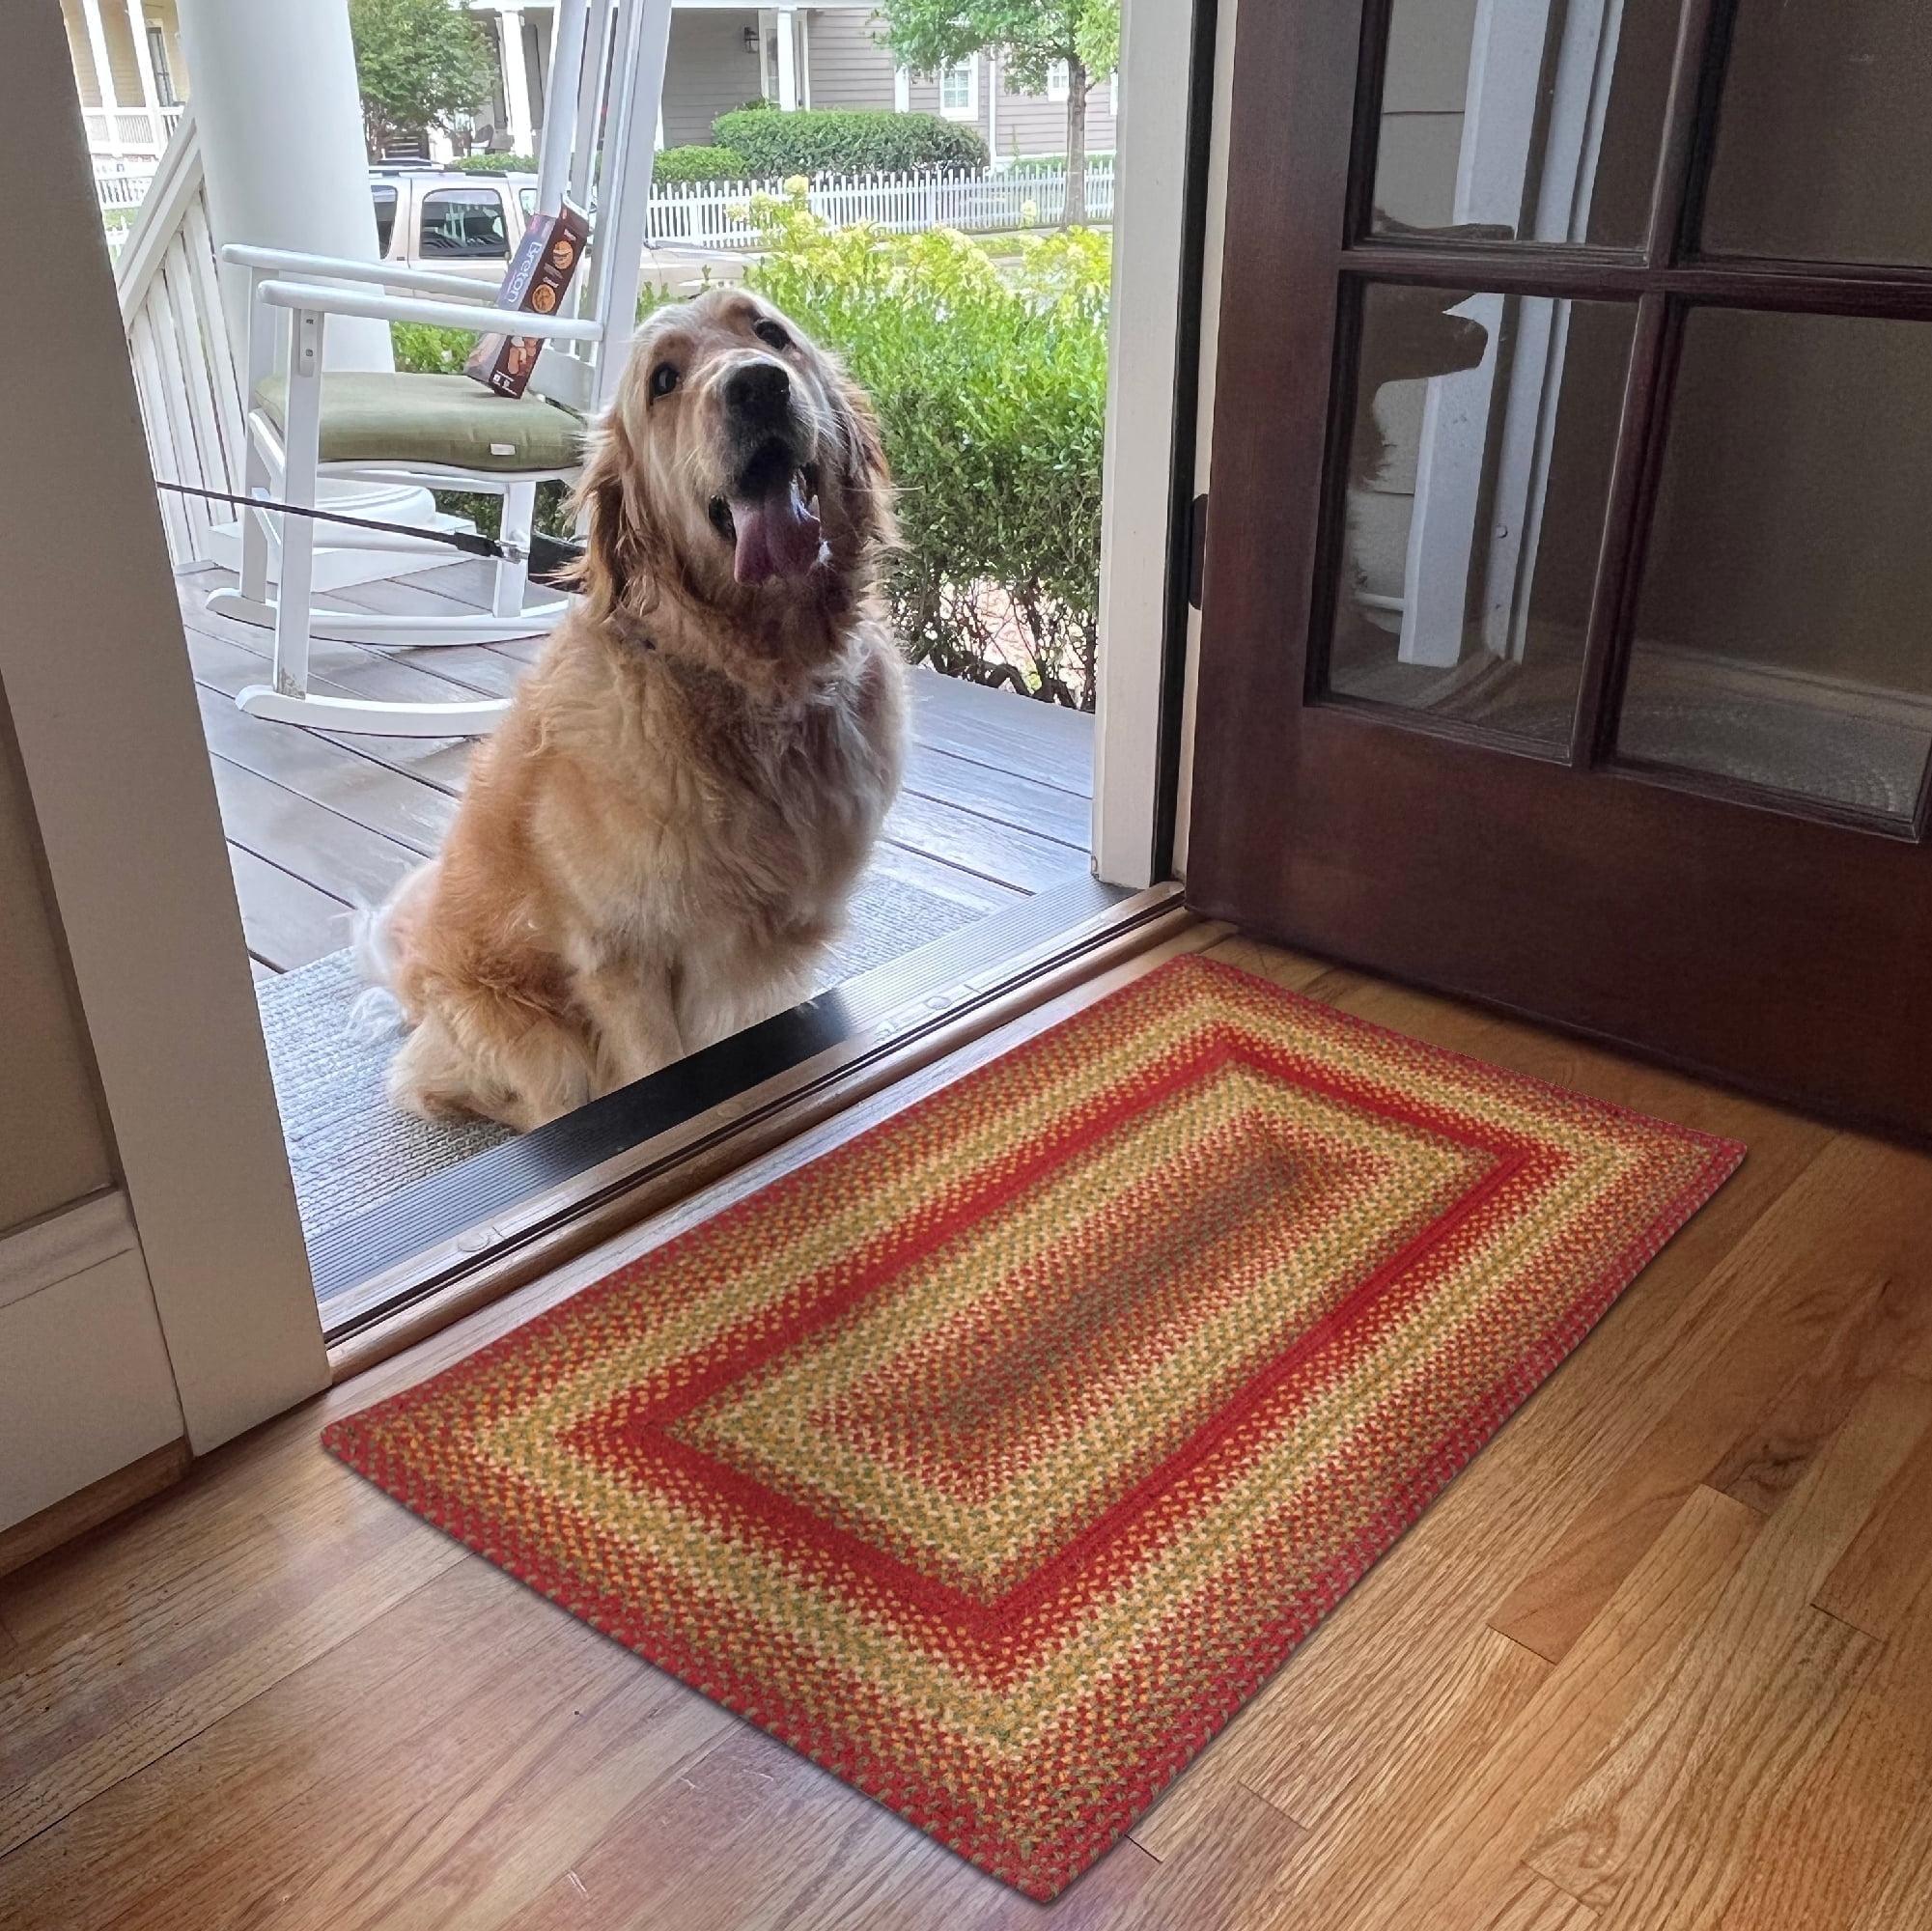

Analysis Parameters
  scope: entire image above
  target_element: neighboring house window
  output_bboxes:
[1046,59,1069,102]
[147,26,179,108]
[419,187,511,260]
[938,55,977,121]
[370,184,399,257]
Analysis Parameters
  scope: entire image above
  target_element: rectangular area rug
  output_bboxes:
[322,954,1743,1899]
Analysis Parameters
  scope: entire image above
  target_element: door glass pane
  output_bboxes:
[1702,1,1932,266]
[1322,285,1636,746]
[1369,0,1677,247]
[1618,309,1932,820]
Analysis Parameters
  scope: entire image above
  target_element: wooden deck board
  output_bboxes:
[6,934,1932,1928]
[174,568,1092,978]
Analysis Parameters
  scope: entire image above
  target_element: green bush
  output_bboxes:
[714,108,987,180]
[1003,151,1113,176]
[653,144,750,184]
[747,197,1107,709]
[453,151,537,175]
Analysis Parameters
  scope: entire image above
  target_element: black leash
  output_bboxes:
[154,479,586,579]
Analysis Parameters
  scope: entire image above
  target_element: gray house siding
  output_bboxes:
[898,49,1116,161]
[662,10,765,148]
[988,68,1117,161]
[805,8,895,111]
[658,6,1116,162]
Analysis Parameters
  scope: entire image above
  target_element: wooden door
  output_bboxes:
[1188,0,1932,1137]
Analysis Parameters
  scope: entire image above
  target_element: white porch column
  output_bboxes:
[774,6,798,113]
[124,0,163,152]
[176,0,432,591]
[498,5,536,154]
[76,0,123,155]
[986,45,997,160]
[177,0,393,371]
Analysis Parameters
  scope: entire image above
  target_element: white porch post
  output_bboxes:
[77,0,123,155]
[498,5,537,154]
[124,0,163,152]
[177,0,435,583]
[177,0,393,370]
[774,5,798,112]
[987,44,997,159]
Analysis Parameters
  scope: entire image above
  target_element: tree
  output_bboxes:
[349,0,500,160]
[875,1,1119,224]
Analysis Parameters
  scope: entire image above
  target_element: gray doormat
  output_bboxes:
[256,866,987,1245]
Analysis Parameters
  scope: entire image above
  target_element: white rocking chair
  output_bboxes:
[207,0,673,737]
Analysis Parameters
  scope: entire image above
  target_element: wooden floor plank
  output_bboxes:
[883,787,1089,894]
[225,845,350,971]
[210,757,425,908]
[907,668,1093,794]
[861,837,1029,918]
[1305,1486,1763,1928]
[903,739,1091,850]
[1847,1787,1932,1931]
[183,625,478,798]
[0,1559,727,1931]
[1815,1418,1932,1639]
[1518,1377,1930,1923]
[1489,1135,1932,1663]
[191,672,460,855]
[1712,1579,1932,1930]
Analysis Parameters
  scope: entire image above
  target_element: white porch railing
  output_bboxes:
[650,158,1117,251]
[111,107,246,570]
[83,103,185,156]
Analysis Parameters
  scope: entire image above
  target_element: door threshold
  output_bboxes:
[326,880,1212,1377]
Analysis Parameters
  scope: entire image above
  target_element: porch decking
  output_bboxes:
[176,560,1095,982]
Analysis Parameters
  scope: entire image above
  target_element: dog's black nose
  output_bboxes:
[725,360,791,418]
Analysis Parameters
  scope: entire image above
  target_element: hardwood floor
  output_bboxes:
[5,933,1931,1930]
[179,562,1096,976]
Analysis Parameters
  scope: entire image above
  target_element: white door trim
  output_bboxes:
[0,1189,184,1531]
[4,3,326,1455]
[1092,0,1208,887]
[1169,0,1237,878]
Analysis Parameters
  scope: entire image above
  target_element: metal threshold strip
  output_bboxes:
[321,877,1196,1363]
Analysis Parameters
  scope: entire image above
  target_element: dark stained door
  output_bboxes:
[1188,0,1932,1136]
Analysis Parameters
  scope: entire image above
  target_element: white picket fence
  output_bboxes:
[650,158,1116,251]
[99,154,1113,267]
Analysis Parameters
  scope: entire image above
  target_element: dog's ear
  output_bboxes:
[827,361,895,555]
[562,406,642,625]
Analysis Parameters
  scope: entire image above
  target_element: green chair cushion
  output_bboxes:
[254,371,585,475]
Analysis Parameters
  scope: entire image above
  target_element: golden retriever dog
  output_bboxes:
[359,288,906,1131]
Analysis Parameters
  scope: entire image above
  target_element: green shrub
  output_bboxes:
[746,197,1107,708]
[714,108,987,180]
[453,151,537,175]
[1003,151,1113,176]
[652,144,750,184]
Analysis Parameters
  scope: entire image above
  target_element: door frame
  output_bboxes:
[4,3,326,1454]
[1091,0,1219,887]
[1187,0,1932,1137]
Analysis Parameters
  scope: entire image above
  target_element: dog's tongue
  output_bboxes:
[731,472,822,585]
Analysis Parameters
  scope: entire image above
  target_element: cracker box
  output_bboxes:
[464,200,591,399]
